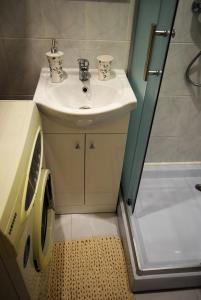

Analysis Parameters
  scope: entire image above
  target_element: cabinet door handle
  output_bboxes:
[89,143,95,149]
[75,143,80,149]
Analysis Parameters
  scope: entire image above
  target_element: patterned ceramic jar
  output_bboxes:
[46,51,64,83]
[97,55,114,81]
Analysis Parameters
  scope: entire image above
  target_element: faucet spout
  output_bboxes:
[78,58,90,81]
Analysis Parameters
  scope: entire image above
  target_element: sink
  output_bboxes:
[33,68,137,127]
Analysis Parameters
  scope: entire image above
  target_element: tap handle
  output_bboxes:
[51,38,58,53]
[78,58,89,69]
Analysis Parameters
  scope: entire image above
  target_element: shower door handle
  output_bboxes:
[144,24,175,81]
[144,24,157,81]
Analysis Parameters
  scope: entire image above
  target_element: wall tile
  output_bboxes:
[146,135,201,163]
[148,2,201,163]
[0,0,133,41]
[177,136,201,162]
[186,97,201,138]
[126,0,136,40]
[0,95,33,100]
[160,43,201,97]
[85,0,130,41]
[56,40,85,68]
[0,0,132,98]
[147,93,201,162]
[0,41,9,95]
[0,0,45,38]
[173,0,201,44]
[83,40,130,69]
[2,38,49,95]
[145,137,179,163]
[41,0,86,39]
[0,37,129,98]
[0,0,86,39]
[151,96,190,138]
[59,39,130,69]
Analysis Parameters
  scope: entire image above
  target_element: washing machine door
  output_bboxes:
[21,128,43,221]
[33,169,55,272]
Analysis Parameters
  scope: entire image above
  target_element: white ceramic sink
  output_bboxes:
[33,68,137,127]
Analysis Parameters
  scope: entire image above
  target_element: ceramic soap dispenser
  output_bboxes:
[46,39,64,83]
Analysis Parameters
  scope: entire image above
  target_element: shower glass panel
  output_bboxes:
[121,0,161,197]
[124,0,201,283]
[122,0,178,206]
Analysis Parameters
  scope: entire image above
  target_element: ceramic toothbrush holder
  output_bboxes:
[46,51,64,83]
[97,55,114,81]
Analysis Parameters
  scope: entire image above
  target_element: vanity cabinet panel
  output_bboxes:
[85,134,127,208]
[41,112,129,134]
[44,134,85,210]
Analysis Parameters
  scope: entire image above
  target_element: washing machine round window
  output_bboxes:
[23,235,31,268]
[41,188,49,250]
[33,169,55,272]
[25,131,42,211]
[21,128,43,221]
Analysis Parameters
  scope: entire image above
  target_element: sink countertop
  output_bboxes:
[34,68,137,128]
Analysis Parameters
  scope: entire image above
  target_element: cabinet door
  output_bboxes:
[44,134,84,211]
[85,134,127,207]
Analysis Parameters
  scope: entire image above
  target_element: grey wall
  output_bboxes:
[146,0,201,163]
[0,0,135,100]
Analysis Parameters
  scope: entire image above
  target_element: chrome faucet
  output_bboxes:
[78,58,90,81]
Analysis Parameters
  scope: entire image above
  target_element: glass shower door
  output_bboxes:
[122,0,201,282]
[122,0,178,208]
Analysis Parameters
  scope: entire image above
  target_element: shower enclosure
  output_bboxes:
[118,0,201,292]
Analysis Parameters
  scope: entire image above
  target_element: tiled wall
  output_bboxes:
[0,0,135,100]
[146,0,201,163]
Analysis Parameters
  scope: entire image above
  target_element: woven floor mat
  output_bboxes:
[47,236,133,300]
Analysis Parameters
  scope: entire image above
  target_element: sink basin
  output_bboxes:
[33,68,137,127]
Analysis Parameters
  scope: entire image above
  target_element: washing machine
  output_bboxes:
[33,169,55,273]
[0,101,55,299]
[16,169,55,300]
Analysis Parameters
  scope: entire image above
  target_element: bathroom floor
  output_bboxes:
[54,213,201,300]
[54,213,119,241]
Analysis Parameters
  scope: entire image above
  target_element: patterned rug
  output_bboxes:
[47,236,133,300]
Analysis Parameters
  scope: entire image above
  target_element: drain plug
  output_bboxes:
[82,86,88,93]
[195,184,201,192]
[79,106,91,110]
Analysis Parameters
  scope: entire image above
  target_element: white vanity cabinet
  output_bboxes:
[42,114,129,213]
[44,134,85,209]
[85,134,126,207]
